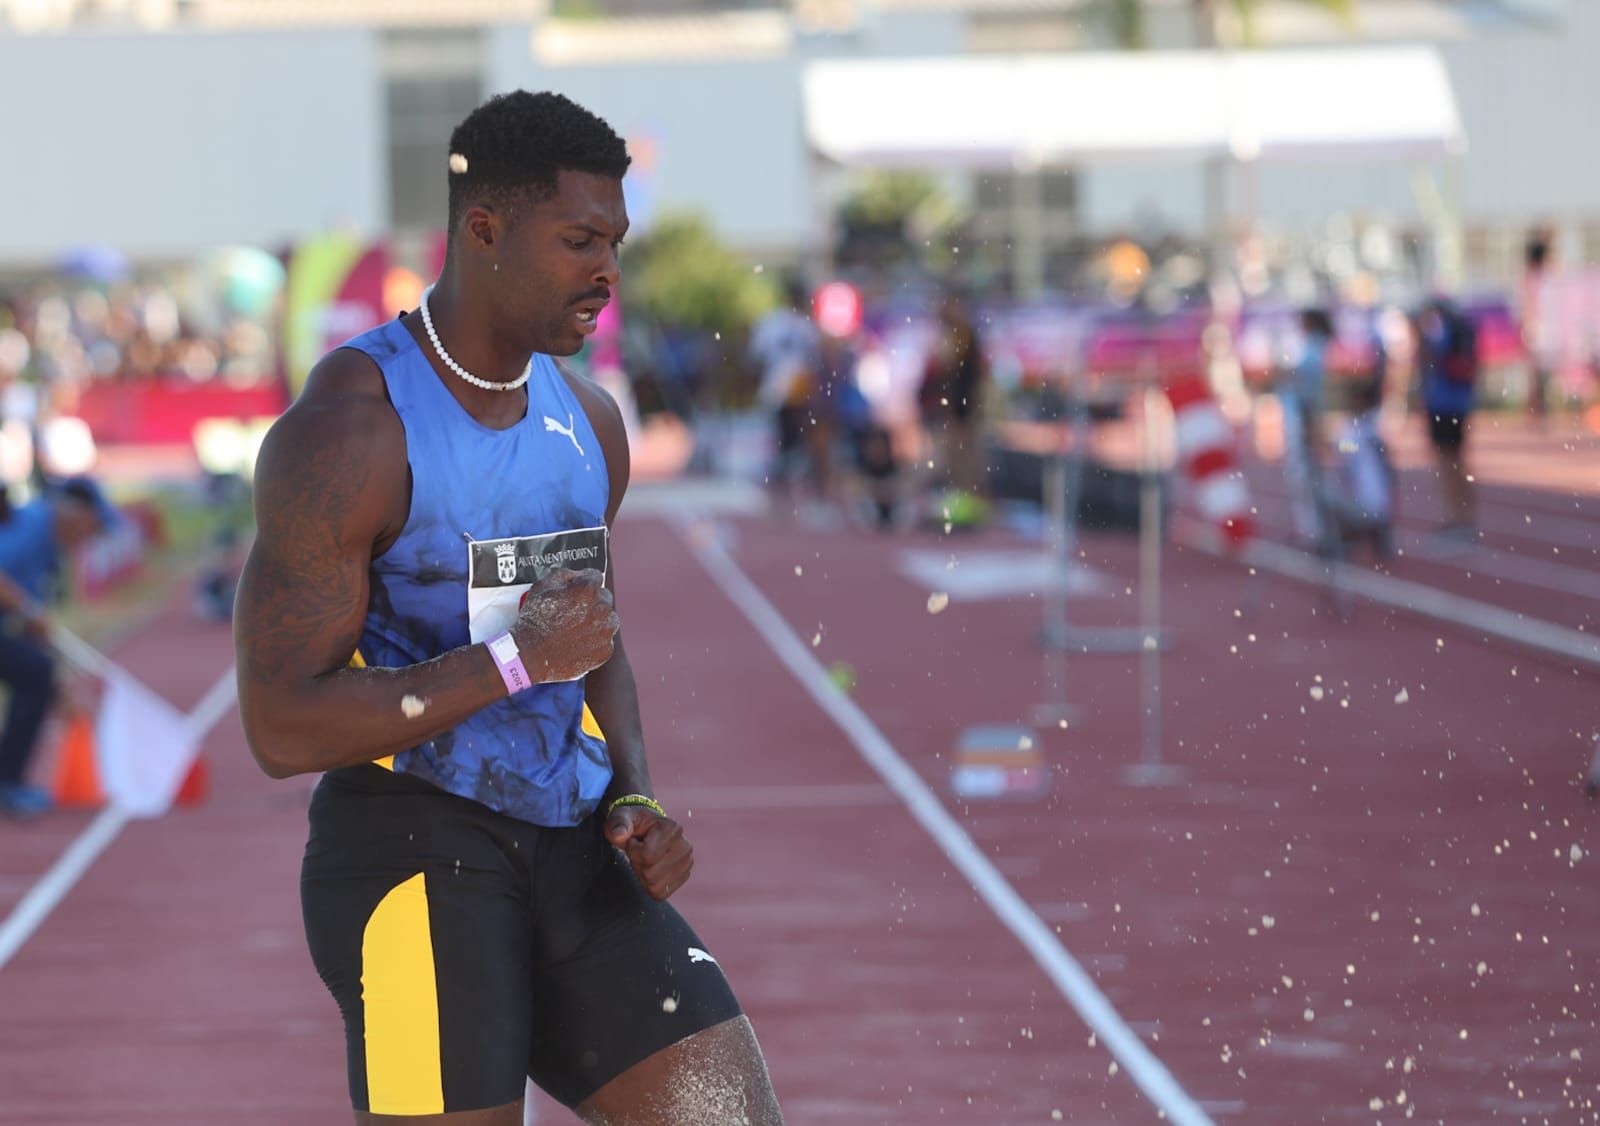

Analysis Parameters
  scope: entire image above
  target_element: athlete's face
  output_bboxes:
[507,170,627,357]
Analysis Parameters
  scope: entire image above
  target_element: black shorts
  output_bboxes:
[1428,412,1467,451]
[300,766,741,1116]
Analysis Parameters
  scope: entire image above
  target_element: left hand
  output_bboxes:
[604,801,693,901]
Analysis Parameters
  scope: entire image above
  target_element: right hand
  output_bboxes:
[510,568,619,683]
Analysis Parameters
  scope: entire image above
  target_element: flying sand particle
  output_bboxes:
[401,694,427,719]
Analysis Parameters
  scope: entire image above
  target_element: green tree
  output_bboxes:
[1107,0,1356,48]
[836,170,966,272]
[624,212,778,338]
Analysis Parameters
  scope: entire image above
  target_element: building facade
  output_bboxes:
[0,0,1595,288]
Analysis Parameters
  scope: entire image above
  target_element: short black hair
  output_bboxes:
[446,91,630,233]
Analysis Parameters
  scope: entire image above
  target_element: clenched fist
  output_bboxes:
[605,802,693,901]
[511,568,619,683]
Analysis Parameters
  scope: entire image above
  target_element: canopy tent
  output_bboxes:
[801,46,1466,169]
[801,46,1467,291]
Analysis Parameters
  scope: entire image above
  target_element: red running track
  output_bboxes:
[2,486,1597,1123]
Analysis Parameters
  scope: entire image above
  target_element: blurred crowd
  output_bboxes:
[0,279,272,387]
[644,232,1595,548]
[0,280,273,490]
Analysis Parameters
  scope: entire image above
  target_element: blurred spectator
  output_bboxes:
[1415,296,1480,543]
[834,336,900,530]
[1279,308,1334,548]
[1326,374,1397,561]
[917,289,988,501]
[749,277,830,508]
[0,477,111,819]
[1520,224,1555,422]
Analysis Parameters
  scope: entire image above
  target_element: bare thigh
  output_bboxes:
[577,1015,782,1126]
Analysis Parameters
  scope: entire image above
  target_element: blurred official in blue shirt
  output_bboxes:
[0,479,111,818]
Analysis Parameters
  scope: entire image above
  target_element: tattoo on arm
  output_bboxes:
[234,382,503,777]
[240,415,375,683]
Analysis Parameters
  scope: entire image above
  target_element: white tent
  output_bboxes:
[802,47,1467,289]
[802,47,1465,168]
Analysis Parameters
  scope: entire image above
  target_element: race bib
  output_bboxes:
[465,526,610,654]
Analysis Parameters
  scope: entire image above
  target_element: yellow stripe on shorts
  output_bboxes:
[581,702,606,742]
[348,650,396,771]
[361,872,444,1116]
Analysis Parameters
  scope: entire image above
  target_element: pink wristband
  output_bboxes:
[487,631,532,695]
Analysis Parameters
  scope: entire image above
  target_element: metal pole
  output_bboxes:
[1012,166,1045,299]
[1127,372,1183,787]
[1039,371,1150,658]
[1036,379,1080,726]
[1036,441,1070,716]
[1139,382,1163,768]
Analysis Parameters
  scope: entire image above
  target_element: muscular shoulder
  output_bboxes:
[553,359,630,523]
[254,347,407,549]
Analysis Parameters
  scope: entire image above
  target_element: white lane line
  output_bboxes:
[1395,533,1598,601]
[0,665,238,975]
[1245,497,1600,602]
[679,521,1214,1126]
[1176,520,1600,669]
[0,807,127,972]
[1249,477,1600,555]
[186,666,242,741]
[1438,506,1597,553]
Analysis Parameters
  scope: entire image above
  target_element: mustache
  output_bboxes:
[568,289,611,308]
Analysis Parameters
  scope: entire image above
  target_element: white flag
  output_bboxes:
[96,671,199,818]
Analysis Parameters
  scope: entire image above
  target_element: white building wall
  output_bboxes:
[1435,0,1600,222]
[485,12,965,251]
[1081,2,1600,234]
[0,28,385,264]
[487,42,812,251]
[0,8,1596,264]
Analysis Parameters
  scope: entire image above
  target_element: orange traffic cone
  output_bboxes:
[52,715,104,808]
[175,755,210,807]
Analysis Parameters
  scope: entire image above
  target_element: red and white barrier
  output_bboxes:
[1165,375,1252,548]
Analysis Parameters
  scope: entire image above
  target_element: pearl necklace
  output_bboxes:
[420,285,531,393]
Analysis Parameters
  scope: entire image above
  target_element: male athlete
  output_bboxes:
[234,91,783,1124]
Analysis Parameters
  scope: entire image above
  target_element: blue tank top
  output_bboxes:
[340,317,611,827]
